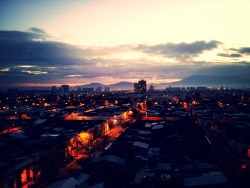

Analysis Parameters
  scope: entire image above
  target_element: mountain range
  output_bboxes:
[78,75,250,90]
[168,75,250,88]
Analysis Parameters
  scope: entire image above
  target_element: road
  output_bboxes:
[55,124,126,180]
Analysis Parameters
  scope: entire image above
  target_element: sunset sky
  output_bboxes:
[1,0,250,87]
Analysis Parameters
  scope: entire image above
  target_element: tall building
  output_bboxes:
[96,87,102,93]
[104,86,110,92]
[51,86,57,93]
[149,85,154,91]
[134,79,147,94]
[138,79,146,94]
[134,83,139,93]
[60,85,69,94]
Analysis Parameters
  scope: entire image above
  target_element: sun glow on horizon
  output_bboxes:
[8,77,182,89]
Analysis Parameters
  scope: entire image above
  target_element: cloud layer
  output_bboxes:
[1,29,250,87]
[137,40,221,59]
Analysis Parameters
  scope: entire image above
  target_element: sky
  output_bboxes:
[1,0,250,88]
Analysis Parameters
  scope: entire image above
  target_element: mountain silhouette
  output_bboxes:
[168,75,250,87]
[78,75,250,90]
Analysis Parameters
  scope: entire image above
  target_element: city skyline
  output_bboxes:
[1,0,250,87]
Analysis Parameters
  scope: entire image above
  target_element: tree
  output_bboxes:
[76,132,93,149]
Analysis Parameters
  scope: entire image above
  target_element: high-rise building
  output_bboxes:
[134,80,147,94]
[60,85,69,94]
[149,85,154,91]
[134,83,139,93]
[51,86,57,93]
[104,87,110,92]
[96,87,102,93]
[138,79,146,94]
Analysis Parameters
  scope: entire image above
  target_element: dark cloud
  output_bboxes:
[136,40,221,59]
[29,27,48,35]
[193,62,250,79]
[217,53,242,58]
[0,30,86,64]
[227,47,250,55]
[230,53,242,58]
[239,47,250,54]
[0,29,93,85]
[219,47,250,58]
[1,68,51,85]
[228,53,242,57]
[229,48,238,51]
[0,30,40,43]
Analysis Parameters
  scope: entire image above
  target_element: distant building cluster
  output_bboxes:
[51,85,70,94]
[51,85,112,94]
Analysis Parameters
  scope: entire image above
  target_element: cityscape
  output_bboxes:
[1,80,250,187]
[1,0,250,187]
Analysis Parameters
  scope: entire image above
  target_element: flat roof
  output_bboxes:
[133,141,149,150]
[184,172,228,187]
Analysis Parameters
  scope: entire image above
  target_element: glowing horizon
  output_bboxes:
[5,77,182,88]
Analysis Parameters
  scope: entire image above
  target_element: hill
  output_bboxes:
[168,75,250,87]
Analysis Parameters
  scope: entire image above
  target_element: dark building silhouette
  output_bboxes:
[149,85,154,91]
[82,88,94,93]
[134,80,146,94]
[60,85,69,94]
[134,83,139,93]
[138,79,146,94]
[51,86,57,93]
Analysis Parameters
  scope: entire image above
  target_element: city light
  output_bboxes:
[1,82,250,187]
[77,132,93,146]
